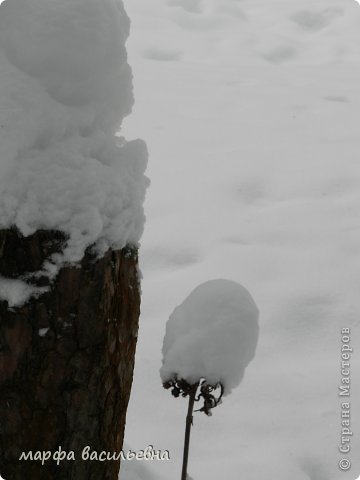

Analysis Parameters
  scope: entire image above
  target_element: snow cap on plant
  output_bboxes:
[160,279,259,397]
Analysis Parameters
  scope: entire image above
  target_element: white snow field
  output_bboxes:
[0,0,148,305]
[121,0,360,479]
[160,279,259,394]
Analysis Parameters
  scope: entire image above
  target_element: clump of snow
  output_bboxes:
[38,328,50,337]
[0,276,48,308]
[160,279,259,394]
[0,0,148,303]
[0,0,133,128]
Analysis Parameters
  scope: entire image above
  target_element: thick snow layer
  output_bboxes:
[0,0,133,128]
[0,0,148,302]
[160,279,259,394]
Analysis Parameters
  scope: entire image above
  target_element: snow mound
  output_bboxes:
[0,0,132,126]
[160,279,259,394]
[0,0,149,302]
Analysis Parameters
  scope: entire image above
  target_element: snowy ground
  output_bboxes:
[121,0,360,479]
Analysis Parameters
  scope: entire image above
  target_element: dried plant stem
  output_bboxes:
[181,382,199,480]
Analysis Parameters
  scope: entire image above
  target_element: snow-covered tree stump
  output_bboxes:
[0,228,140,480]
[0,0,148,477]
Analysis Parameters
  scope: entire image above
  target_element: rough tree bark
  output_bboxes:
[0,228,140,480]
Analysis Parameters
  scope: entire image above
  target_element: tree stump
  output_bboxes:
[0,228,141,480]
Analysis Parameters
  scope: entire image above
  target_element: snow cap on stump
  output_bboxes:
[160,279,259,395]
[0,0,149,305]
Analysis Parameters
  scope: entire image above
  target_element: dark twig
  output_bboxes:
[163,376,224,480]
[181,382,199,480]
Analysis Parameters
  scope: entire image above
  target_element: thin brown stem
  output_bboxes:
[181,382,199,480]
